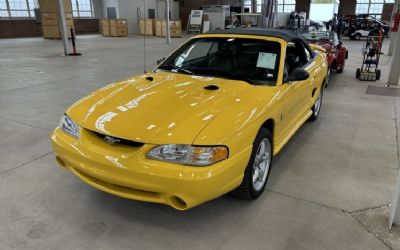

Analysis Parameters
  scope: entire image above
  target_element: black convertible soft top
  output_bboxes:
[207,29,302,42]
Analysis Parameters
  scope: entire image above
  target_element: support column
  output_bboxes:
[389,0,400,56]
[387,31,400,86]
[388,32,398,56]
[165,0,171,44]
[390,137,400,228]
[56,0,69,55]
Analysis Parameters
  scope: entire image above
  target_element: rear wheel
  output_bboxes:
[356,68,361,79]
[376,69,381,80]
[232,128,272,199]
[337,61,344,73]
[354,33,361,40]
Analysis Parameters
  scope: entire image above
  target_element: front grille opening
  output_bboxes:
[92,131,144,147]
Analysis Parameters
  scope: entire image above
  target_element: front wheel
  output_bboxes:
[309,87,323,121]
[232,128,272,199]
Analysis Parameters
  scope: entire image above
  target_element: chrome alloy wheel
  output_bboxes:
[314,89,322,116]
[252,138,272,192]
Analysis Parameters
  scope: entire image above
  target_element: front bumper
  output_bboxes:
[51,128,252,210]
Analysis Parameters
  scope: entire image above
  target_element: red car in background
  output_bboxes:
[301,31,348,86]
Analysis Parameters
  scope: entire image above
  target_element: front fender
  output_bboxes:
[193,87,282,157]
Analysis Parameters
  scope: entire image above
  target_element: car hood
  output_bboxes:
[67,72,254,144]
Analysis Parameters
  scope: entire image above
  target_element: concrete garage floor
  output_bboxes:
[0,34,400,250]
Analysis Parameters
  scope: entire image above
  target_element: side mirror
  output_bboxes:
[284,68,310,82]
[157,57,166,65]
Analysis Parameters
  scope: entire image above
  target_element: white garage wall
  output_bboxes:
[105,0,178,34]
[92,0,104,18]
[102,0,120,18]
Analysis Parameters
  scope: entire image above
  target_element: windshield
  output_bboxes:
[157,37,281,85]
[301,31,332,41]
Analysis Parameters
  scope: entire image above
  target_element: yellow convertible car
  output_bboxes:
[51,29,327,210]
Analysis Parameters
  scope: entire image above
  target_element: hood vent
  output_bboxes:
[204,84,219,90]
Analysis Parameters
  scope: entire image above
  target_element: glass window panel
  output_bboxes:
[9,0,27,9]
[357,0,369,3]
[356,4,369,13]
[0,9,9,17]
[278,0,284,4]
[27,0,35,8]
[370,0,384,3]
[284,5,295,13]
[80,4,90,11]
[0,0,7,10]
[72,0,78,11]
[277,5,284,12]
[369,3,383,13]
[385,0,394,2]
[79,11,91,17]
[73,0,93,18]
[8,0,33,17]
[287,0,296,4]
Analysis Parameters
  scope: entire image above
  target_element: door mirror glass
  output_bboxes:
[284,68,310,82]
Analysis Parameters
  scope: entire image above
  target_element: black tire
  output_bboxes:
[337,63,344,73]
[376,69,381,80]
[232,128,272,199]
[354,33,361,40]
[309,87,323,121]
[356,68,361,79]
[325,68,331,87]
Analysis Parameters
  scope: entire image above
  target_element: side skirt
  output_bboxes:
[273,109,313,155]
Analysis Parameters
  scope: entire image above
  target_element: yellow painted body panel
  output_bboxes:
[51,33,327,209]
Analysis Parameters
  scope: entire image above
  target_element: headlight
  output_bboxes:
[58,114,80,138]
[147,144,229,166]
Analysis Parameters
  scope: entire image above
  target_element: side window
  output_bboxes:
[300,41,313,62]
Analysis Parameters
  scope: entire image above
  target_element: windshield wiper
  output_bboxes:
[158,65,194,75]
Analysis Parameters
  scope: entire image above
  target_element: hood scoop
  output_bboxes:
[204,84,219,90]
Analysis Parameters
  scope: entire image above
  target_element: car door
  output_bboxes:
[280,40,314,139]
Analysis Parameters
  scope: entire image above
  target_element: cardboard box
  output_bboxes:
[145,19,154,36]
[139,19,154,36]
[100,19,110,36]
[42,25,73,39]
[161,20,182,38]
[116,19,128,37]
[154,19,163,37]
[100,19,128,37]
[109,19,118,37]
[42,12,73,26]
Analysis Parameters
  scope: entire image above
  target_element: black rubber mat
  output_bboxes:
[366,85,400,97]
